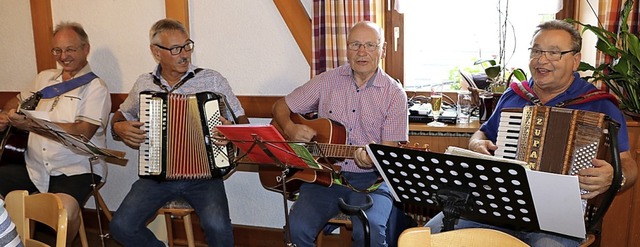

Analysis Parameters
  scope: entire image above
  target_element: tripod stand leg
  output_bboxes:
[279,168,296,246]
[88,156,109,247]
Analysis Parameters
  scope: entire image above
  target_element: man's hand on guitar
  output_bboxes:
[354,147,374,169]
[285,124,317,142]
[6,110,32,131]
[0,111,9,132]
[113,120,146,149]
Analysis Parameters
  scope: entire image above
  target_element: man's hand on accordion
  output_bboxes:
[113,120,146,149]
[468,138,498,155]
[211,116,234,146]
[578,158,614,199]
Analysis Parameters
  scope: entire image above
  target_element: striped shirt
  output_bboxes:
[0,200,23,247]
[286,64,408,173]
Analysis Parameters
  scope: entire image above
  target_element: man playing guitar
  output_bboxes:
[271,21,408,247]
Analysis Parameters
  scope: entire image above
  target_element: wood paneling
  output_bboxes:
[273,0,312,66]
[408,122,478,153]
[2,92,281,119]
[384,0,404,83]
[107,93,280,118]
[165,0,190,30]
[599,121,640,247]
[29,0,56,73]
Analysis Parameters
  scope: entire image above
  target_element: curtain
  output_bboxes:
[597,0,639,67]
[312,0,377,75]
[594,0,639,89]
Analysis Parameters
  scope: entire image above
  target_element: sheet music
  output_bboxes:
[445,146,529,168]
[526,170,586,238]
[21,110,126,160]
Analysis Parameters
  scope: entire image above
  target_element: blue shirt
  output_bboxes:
[480,72,630,152]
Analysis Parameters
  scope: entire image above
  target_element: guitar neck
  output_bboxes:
[305,143,363,159]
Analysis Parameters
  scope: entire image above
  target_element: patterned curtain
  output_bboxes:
[312,0,377,75]
[596,0,639,67]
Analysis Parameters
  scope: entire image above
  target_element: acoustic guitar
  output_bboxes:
[0,93,42,166]
[260,113,429,195]
[259,114,350,195]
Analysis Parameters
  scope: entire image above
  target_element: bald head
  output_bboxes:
[348,21,385,44]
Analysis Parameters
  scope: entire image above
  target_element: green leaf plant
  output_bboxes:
[566,0,640,114]
[474,59,528,93]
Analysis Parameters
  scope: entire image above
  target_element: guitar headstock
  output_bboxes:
[399,142,430,152]
[19,92,42,111]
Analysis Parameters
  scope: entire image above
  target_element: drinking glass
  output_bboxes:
[428,91,445,127]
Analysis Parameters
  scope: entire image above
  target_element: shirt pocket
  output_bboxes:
[47,95,82,123]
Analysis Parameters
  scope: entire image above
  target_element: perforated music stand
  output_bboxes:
[22,110,126,247]
[366,144,586,239]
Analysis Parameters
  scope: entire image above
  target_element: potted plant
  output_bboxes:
[566,0,640,120]
[474,59,527,93]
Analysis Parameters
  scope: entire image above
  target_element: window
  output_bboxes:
[398,1,558,91]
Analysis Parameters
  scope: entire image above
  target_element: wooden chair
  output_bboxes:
[398,227,529,247]
[580,233,596,247]
[316,213,352,247]
[5,190,89,247]
[157,199,196,247]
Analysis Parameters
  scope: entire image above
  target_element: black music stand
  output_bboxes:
[23,110,126,247]
[216,124,338,247]
[366,144,587,239]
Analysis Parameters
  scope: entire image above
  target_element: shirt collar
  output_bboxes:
[152,64,197,82]
[528,72,582,106]
[340,63,383,88]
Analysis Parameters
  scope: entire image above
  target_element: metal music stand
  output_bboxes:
[22,110,126,247]
[366,143,587,239]
[216,124,338,247]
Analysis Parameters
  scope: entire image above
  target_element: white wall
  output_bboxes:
[0,0,311,229]
[0,1,37,91]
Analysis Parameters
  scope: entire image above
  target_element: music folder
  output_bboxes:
[216,124,324,170]
[366,144,586,239]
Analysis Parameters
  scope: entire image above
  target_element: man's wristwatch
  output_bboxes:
[111,120,124,141]
[620,173,627,190]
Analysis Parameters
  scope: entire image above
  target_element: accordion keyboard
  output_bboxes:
[139,93,164,176]
[495,111,523,160]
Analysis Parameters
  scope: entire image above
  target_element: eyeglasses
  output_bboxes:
[154,39,195,55]
[528,48,576,61]
[51,44,84,56]
[347,42,380,52]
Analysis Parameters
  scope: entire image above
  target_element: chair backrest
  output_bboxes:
[6,190,68,247]
[399,227,530,247]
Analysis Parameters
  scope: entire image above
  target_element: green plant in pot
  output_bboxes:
[566,0,640,119]
[474,59,528,93]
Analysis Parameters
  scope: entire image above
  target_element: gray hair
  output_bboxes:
[149,19,189,44]
[532,20,582,52]
[53,21,89,45]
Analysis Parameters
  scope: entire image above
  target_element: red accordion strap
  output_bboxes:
[509,81,619,107]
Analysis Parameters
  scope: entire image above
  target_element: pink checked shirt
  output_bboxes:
[285,64,408,173]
